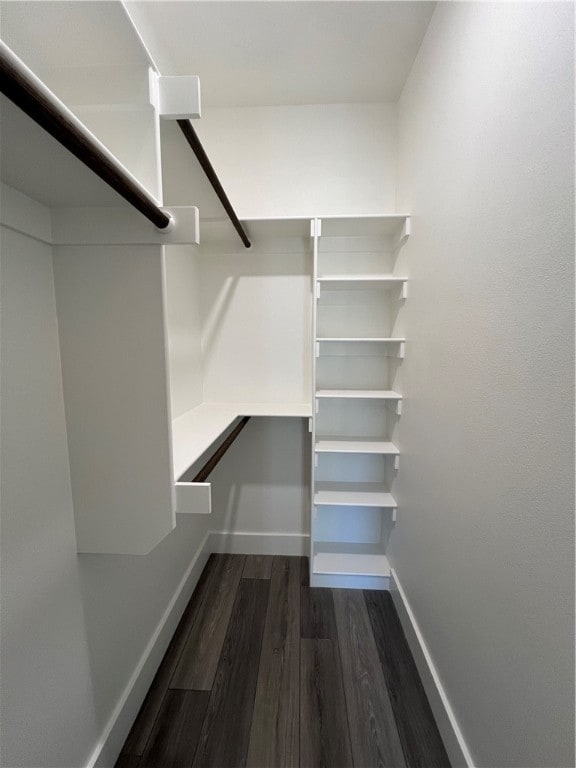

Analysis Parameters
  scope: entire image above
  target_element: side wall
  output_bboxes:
[392,4,575,767]
[0,210,100,767]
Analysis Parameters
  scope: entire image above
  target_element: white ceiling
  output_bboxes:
[124,1,435,107]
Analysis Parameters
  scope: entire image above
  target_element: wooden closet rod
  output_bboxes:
[177,119,251,249]
[0,42,172,230]
[193,416,251,482]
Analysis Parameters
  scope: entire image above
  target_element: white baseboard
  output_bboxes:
[208,529,309,556]
[390,568,475,768]
[87,531,211,768]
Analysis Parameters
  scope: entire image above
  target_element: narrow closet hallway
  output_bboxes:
[116,555,449,768]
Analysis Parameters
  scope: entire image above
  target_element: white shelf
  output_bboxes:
[316,336,405,343]
[314,482,397,507]
[315,438,399,455]
[172,400,311,481]
[313,552,390,578]
[318,214,410,238]
[317,275,407,283]
[316,389,402,400]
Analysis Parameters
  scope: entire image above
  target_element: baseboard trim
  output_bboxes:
[390,568,475,768]
[86,530,211,768]
[208,529,309,556]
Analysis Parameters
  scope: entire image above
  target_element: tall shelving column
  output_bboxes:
[310,215,410,589]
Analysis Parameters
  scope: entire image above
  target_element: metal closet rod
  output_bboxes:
[0,42,172,230]
[192,416,251,482]
[177,119,251,249]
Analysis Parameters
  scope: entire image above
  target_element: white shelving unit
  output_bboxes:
[310,214,410,589]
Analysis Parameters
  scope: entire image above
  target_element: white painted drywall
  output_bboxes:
[0,217,100,767]
[208,416,310,538]
[199,239,313,405]
[189,103,397,218]
[52,244,175,554]
[391,4,574,767]
[164,245,204,418]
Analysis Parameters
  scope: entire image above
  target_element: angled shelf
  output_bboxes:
[314,482,397,508]
[315,437,399,455]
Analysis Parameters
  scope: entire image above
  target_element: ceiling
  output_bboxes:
[124,1,435,107]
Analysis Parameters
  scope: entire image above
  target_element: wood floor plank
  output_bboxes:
[247,556,300,768]
[301,587,338,639]
[114,754,140,768]
[365,590,451,768]
[300,639,353,768]
[300,556,309,587]
[170,553,246,690]
[192,578,270,768]
[334,588,407,768]
[122,554,225,755]
[139,690,209,768]
[243,554,273,579]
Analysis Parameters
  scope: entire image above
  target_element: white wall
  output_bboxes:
[0,217,100,767]
[208,417,310,540]
[199,238,312,405]
[193,103,398,218]
[392,4,574,767]
[164,245,204,418]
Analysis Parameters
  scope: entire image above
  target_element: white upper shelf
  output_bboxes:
[317,275,407,283]
[315,438,399,455]
[318,214,410,238]
[314,482,397,508]
[316,389,402,399]
[316,336,405,343]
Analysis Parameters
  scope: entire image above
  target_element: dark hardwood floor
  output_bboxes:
[116,555,450,768]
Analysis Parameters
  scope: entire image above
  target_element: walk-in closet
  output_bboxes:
[1,2,573,768]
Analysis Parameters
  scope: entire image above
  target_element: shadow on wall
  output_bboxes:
[207,416,311,545]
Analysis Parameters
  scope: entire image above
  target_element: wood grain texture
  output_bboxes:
[243,554,274,579]
[300,556,309,587]
[334,588,407,768]
[247,557,300,768]
[300,639,353,768]
[114,754,140,768]
[170,554,245,690]
[192,579,270,768]
[365,590,451,768]
[301,587,338,640]
[122,554,220,755]
[139,690,209,768]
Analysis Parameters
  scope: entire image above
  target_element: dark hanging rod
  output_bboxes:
[192,416,251,482]
[177,119,251,249]
[0,41,172,230]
